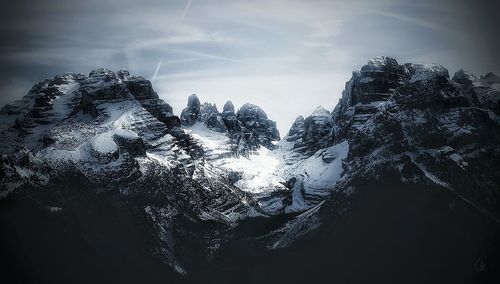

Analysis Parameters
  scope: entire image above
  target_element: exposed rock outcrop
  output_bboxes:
[285,115,305,142]
[180,96,280,153]
[452,70,500,115]
[235,103,280,152]
[180,94,201,126]
[221,100,241,134]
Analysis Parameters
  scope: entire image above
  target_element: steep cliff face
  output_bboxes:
[453,70,500,115]
[329,57,500,211]
[236,103,280,151]
[179,94,201,126]
[336,63,500,215]
[287,106,334,156]
[221,100,240,133]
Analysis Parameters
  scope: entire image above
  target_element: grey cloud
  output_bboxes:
[1,0,499,134]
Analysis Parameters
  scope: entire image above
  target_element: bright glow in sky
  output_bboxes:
[1,0,499,134]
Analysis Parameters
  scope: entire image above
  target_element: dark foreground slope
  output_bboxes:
[2,182,499,284]
[188,183,500,283]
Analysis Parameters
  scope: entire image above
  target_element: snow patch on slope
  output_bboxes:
[183,122,230,158]
[221,147,283,193]
[278,140,349,195]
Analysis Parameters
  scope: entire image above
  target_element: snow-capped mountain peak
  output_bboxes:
[1,58,499,276]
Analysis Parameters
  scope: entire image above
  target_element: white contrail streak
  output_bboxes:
[151,1,193,82]
[151,58,163,82]
[181,0,193,20]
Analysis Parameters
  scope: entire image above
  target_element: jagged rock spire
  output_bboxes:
[180,96,281,152]
[180,94,201,126]
[223,100,235,113]
[235,103,280,151]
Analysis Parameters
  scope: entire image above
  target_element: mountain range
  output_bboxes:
[1,56,499,283]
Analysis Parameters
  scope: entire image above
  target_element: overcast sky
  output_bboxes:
[1,0,499,135]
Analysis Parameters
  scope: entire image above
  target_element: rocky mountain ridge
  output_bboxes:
[1,57,500,282]
[272,56,500,249]
[180,94,280,154]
